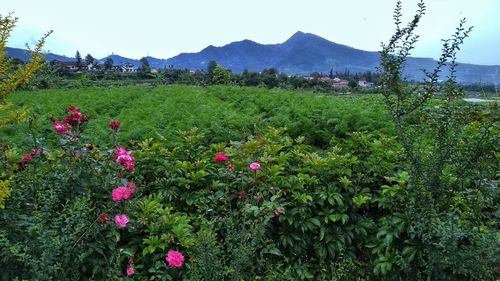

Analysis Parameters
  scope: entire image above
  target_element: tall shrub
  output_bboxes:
[0,13,50,208]
[372,1,499,279]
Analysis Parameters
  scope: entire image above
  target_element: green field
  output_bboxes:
[1,85,393,148]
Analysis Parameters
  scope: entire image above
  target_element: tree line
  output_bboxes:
[24,57,383,93]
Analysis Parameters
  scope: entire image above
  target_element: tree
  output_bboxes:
[206,60,219,83]
[348,79,357,89]
[211,65,231,85]
[207,60,217,77]
[84,53,95,67]
[261,68,279,88]
[139,57,150,73]
[104,58,113,70]
[0,13,51,208]
[75,50,82,70]
[310,72,321,80]
[1,13,51,125]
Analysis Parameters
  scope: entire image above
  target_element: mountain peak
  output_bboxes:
[284,31,323,45]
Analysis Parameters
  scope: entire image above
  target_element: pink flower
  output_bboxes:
[61,106,89,127]
[109,120,121,133]
[53,121,70,134]
[249,162,261,171]
[97,213,110,224]
[214,152,228,163]
[126,267,134,276]
[114,214,129,228]
[65,106,80,112]
[123,160,135,172]
[166,250,185,268]
[114,146,127,158]
[63,110,88,126]
[21,148,41,162]
[114,147,135,172]
[21,153,33,162]
[237,191,246,200]
[111,186,134,202]
[273,207,285,217]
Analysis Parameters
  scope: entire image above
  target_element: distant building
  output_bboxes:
[50,60,79,71]
[86,63,99,71]
[331,77,349,87]
[313,76,350,87]
[114,62,138,73]
[358,80,375,88]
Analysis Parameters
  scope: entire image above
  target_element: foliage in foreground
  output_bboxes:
[0,97,497,280]
[0,109,401,280]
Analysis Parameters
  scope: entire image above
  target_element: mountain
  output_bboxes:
[167,31,500,84]
[142,56,169,69]
[96,55,168,68]
[98,55,141,67]
[5,47,75,62]
[5,32,500,84]
[166,31,386,74]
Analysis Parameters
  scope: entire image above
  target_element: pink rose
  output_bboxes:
[63,110,88,126]
[249,162,261,171]
[108,120,121,133]
[126,267,134,276]
[273,207,285,217]
[114,147,135,172]
[21,153,33,162]
[123,160,135,172]
[214,152,228,163]
[65,106,80,112]
[111,186,134,202]
[53,121,70,135]
[21,148,41,162]
[237,191,246,200]
[165,250,185,268]
[97,213,110,224]
[114,214,129,228]
[114,147,128,158]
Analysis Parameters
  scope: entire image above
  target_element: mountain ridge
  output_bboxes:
[5,31,500,84]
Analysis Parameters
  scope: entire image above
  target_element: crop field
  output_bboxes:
[1,85,393,148]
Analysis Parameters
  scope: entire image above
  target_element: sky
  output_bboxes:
[3,0,500,65]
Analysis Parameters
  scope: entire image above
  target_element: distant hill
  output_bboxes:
[167,31,500,84]
[97,55,141,67]
[6,32,500,84]
[5,47,75,62]
[96,55,168,68]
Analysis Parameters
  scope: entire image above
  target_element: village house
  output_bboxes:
[114,62,139,73]
[330,77,349,87]
[358,80,375,88]
[50,60,79,71]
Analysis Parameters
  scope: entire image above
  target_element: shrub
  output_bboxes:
[371,1,499,279]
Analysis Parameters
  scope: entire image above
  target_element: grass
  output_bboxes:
[1,85,393,149]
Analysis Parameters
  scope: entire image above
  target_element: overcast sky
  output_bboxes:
[3,0,500,65]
